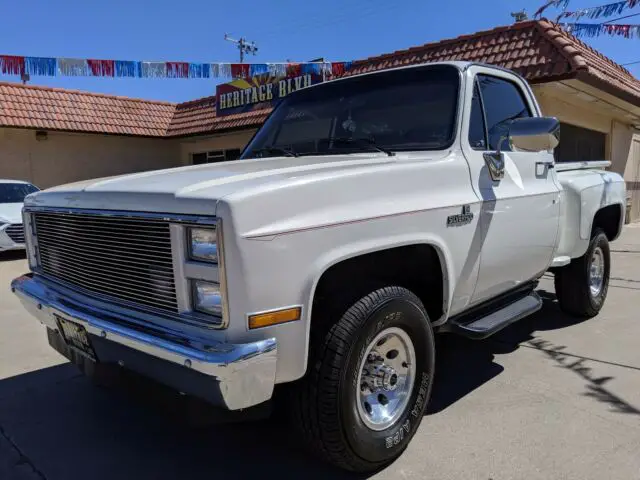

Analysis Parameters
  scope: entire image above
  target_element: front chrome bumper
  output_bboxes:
[11,274,277,410]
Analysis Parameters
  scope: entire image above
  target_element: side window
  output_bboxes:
[468,81,487,150]
[477,74,532,151]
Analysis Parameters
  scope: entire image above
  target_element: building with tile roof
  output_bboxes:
[1,19,639,220]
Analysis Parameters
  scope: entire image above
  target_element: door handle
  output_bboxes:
[536,160,555,169]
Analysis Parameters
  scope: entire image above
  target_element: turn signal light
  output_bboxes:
[248,307,302,330]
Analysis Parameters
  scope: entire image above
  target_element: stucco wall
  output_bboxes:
[0,128,181,189]
[533,87,612,135]
[179,129,258,165]
[626,134,640,222]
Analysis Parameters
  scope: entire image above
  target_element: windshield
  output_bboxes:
[242,65,460,159]
[0,183,39,203]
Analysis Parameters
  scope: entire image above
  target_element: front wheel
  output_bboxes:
[554,228,610,318]
[290,286,436,473]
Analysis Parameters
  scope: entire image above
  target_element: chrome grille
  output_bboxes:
[6,224,24,243]
[33,211,178,314]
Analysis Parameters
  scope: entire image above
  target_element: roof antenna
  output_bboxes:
[511,10,529,22]
[224,33,258,63]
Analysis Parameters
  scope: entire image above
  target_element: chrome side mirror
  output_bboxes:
[483,116,560,181]
[508,116,560,153]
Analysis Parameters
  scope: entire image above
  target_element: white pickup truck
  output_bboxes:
[11,61,626,472]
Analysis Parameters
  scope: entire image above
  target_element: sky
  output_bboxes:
[0,0,638,103]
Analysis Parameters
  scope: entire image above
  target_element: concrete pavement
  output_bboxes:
[1,225,639,480]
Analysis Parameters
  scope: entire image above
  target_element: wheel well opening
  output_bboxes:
[592,204,622,240]
[312,244,445,327]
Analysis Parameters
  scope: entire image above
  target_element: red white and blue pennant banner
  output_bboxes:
[558,0,640,21]
[534,0,572,17]
[561,22,640,37]
[535,0,639,18]
[0,56,354,79]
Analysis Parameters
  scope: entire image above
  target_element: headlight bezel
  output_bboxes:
[186,219,228,323]
[187,226,219,264]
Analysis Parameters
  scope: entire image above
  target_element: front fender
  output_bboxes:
[300,232,455,373]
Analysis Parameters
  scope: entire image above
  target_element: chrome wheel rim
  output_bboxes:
[356,327,416,431]
[590,246,605,297]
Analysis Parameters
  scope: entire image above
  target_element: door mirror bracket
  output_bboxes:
[482,116,560,182]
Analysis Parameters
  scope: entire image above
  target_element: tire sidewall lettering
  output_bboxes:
[384,371,431,449]
[340,297,435,463]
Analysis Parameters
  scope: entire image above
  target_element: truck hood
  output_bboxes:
[26,154,398,215]
[0,203,23,224]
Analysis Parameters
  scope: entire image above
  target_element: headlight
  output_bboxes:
[192,280,223,316]
[188,227,217,263]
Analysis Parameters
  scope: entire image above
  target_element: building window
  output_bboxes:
[554,123,606,163]
[191,149,242,165]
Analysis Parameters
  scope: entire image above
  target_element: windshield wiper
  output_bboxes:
[255,146,299,158]
[324,136,395,157]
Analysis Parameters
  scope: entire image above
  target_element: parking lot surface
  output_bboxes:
[1,225,639,480]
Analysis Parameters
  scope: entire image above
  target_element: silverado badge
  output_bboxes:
[447,205,474,227]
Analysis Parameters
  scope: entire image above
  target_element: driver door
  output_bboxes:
[462,66,561,305]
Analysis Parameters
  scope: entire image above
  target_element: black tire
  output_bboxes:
[290,286,436,473]
[554,228,610,318]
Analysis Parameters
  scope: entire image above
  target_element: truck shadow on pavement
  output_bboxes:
[429,289,640,417]
[0,363,360,480]
[1,290,638,480]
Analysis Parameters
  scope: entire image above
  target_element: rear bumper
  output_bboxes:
[10,274,277,410]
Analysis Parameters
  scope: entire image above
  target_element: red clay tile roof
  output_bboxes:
[172,19,640,136]
[0,20,638,139]
[166,95,270,137]
[346,19,640,105]
[0,82,175,137]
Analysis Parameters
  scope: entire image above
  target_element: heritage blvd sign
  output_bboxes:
[215,73,323,117]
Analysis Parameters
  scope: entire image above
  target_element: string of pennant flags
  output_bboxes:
[535,0,639,18]
[533,0,640,39]
[557,0,640,21]
[561,22,640,37]
[0,55,355,79]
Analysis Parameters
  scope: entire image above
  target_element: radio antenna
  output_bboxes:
[224,34,258,63]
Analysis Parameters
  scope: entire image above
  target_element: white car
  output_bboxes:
[11,62,627,472]
[0,180,39,252]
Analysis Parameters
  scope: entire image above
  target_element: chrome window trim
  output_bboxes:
[24,206,228,330]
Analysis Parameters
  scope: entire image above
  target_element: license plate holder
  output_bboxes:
[55,314,97,361]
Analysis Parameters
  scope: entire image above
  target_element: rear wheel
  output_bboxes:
[554,228,610,318]
[290,286,435,473]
